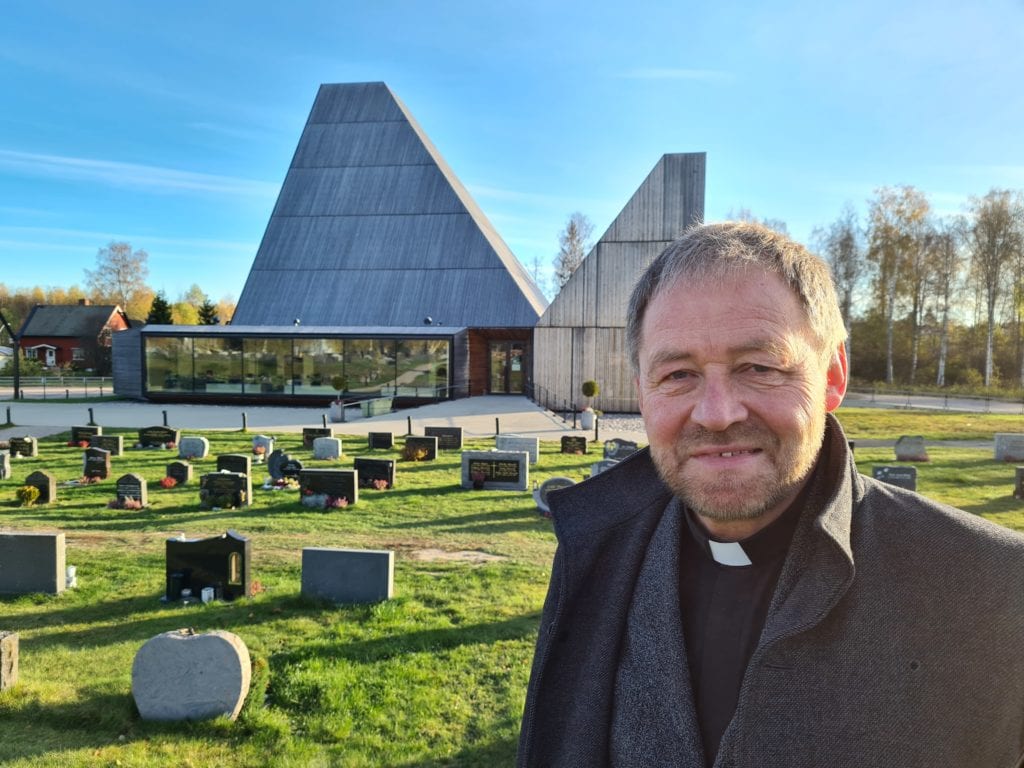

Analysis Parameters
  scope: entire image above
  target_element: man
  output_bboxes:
[517,222,1024,768]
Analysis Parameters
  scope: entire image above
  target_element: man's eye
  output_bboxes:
[667,370,690,380]
[750,365,774,373]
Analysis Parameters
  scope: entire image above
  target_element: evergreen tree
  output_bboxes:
[198,298,219,325]
[146,291,173,324]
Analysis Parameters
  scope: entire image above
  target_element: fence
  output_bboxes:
[0,376,114,400]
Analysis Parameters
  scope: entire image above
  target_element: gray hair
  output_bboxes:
[625,221,848,374]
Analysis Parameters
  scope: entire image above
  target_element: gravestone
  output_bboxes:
[301,548,394,603]
[9,437,37,458]
[404,436,438,461]
[313,437,343,460]
[167,461,192,485]
[995,434,1024,462]
[0,631,17,691]
[302,427,333,448]
[0,451,9,480]
[131,629,251,722]
[604,438,639,461]
[70,425,102,443]
[251,434,274,457]
[1015,467,1024,501]
[534,477,577,517]
[495,434,540,464]
[872,465,918,491]
[82,447,111,480]
[280,456,304,479]
[368,432,394,450]
[425,426,463,451]
[138,426,180,448]
[0,532,65,594]
[353,457,396,489]
[561,436,589,455]
[299,469,358,506]
[590,459,620,477]
[217,454,252,477]
[894,435,929,462]
[199,472,250,508]
[179,436,210,460]
[89,434,124,457]
[116,473,149,508]
[165,530,251,601]
[25,470,57,503]
[461,450,530,491]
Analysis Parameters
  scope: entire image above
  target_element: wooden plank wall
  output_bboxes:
[111,328,143,399]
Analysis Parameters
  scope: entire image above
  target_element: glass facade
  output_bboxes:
[143,334,451,400]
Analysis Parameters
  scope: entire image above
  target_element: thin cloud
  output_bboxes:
[618,67,733,82]
[0,149,279,198]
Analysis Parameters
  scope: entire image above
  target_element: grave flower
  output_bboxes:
[15,485,40,507]
[471,470,486,490]
[164,441,176,450]
[371,478,389,491]
[159,476,177,489]
[327,495,349,509]
[78,475,101,485]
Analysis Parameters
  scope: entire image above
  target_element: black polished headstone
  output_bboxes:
[167,461,192,485]
[872,465,918,491]
[303,427,333,449]
[89,434,123,456]
[82,447,111,480]
[24,470,56,503]
[368,432,394,450]
[299,469,359,505]
[403,436,438,461]
[424,426,463,451]
[199,472,250,508]
[280,457,304,479]
[116,473,148,507]
[603,438,639,461]
[561,436,589,455]
[165,530,251,601]
[71,425,102,443]
[217,454,252,477]
[1015,467,1024,501]
[9,437,37,458]
[353,457,396,489]
[138,426,180,448]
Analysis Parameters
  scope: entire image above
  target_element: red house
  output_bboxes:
[18,302,131,374]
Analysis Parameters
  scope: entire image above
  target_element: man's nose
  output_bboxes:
[691,374,748,432]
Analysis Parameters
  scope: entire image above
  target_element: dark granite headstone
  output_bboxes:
[534,477,577,517]
[199,472,250,508]
[9,437,37,458]
[590,459,619,477]
[603,438,639,461]
[561,436,589,455]
[403,436,438,461]
[24,470,56,503]
[116,473,148,507]
[462,450,529,491]
[280,457,304,479]
[299,469,359,505]
[71,425,102,443]
[302,427,333,449]
[167,461,192,485]
[368,432,394,450]
[353,457,396,489]
[425,426,463,451]
[89,434,123,456]
[82,447,111,480]
[165,530,251,601]
[1015,467,1024,501]
[217,454,252,477]
[0,452,9,480]
[872,465,918,491]
[139,426,180,448]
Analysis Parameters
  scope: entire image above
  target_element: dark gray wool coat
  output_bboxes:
[517,415,1024,768]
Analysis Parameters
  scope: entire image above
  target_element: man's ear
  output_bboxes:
[825,343,848,412]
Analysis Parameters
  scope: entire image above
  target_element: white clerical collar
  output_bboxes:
[708,540,753,567]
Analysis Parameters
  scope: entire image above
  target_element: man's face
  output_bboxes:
[636,269,846,527]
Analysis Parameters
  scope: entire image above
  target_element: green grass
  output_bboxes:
[835,406,1023,440]
[0,415,1022,766]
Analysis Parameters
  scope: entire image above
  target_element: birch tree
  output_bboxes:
[553,213,594,289]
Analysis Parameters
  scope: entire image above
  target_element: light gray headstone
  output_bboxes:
[301,548,394,603]
[894,435,928,462]
[251,435,274,456]
[313,437,343,460]
[0,631,17,691]
[461,450,529,491]
[495,434,540,464]
[0,532,65,594]
[178,436,210,460]
[0,452,9,480]
[131,629,250,721]
[995,434,1024,462]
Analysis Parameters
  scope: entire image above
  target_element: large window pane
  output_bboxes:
[293,339,343,397]
[145,337,193,393]
[346,339,396,394]
[194,337,243,394]
[244,338,293,395]
[396,339,449,396]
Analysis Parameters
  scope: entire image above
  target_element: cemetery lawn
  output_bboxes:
[1,415,1022,766]
[835,406,1023,440]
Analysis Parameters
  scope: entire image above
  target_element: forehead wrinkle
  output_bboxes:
[645,337,802,370]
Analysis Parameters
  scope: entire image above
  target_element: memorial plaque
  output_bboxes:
[425,426,463,451]
[199,472,250,508]
[353,457,396,489]
[404,436,438,461]
[0,452,9,480]
[604,438,639,461]
[82,447,111,480]
[872,465,918,492]
[8,437,37,458]
[116,473,148,508]
[302,427,333,448]
[368,432,394,450]
[217,454,252,477]
[894,435,929,462]
[495,434,540,464]
[1015,467,1024,501]
[299,469,359,505]
[0,532,64,594]
[167,461,192,485]
[89,434,123,456]
[996,434,1024,462]
[280,457,304,479]
[534,477,577,517]
[71,425,102,443]
[165,530,251,601]
[461,450,529,491]
[313,437,343,460]
[590,459,619,477]
[24,470,57,504]
[179,436,210,460]
[561,436,589,455]
[139,426,180,448]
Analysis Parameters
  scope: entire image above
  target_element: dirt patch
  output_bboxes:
[408,548,506,564]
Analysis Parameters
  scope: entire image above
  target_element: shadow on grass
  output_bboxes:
[384,506,549,534]
[397,733,520,767]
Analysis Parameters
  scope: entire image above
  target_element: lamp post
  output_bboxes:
[0,309,20,401]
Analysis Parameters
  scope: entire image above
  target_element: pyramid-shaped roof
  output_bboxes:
[232,82,547,328]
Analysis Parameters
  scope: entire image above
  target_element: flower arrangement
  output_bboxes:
[77,475,102,485]
[266,476,299,490]
[401,444,429,462]
[67,440,90,448]
[159,476,178,489]
[16,485,40,506]
[371,478,389,491]
[165,441,176,450]
[471,470,486,490]
[108,496,143,510]
[300,492,349,509]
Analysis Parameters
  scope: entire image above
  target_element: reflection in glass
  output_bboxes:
[396,339,448,395]
[194,337,243,394]
[145,337,194,392]
[293,339,343,396]
[244,338,293,395]
[228,552,241,585]
[346,339,396,393]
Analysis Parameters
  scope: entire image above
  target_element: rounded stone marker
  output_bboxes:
[131,628,251,721]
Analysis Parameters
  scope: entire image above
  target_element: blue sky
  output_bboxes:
[2,1,1023,304]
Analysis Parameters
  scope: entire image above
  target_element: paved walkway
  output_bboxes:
[0,396,650,444]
